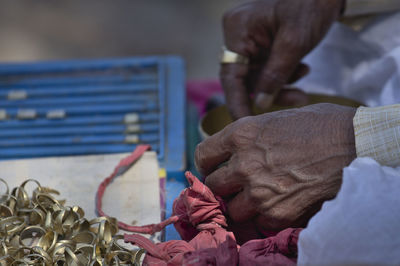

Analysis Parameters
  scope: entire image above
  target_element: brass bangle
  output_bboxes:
[37,230,58,252]
[19,226,46,247]
[0,204,13,217]
[0,178,9,201]
[0,178,146,265]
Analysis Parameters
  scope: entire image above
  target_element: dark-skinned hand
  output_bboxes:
[195,103,356,231]
[221,0,345,119]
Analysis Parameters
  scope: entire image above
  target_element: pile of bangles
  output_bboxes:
[0,178,144,265]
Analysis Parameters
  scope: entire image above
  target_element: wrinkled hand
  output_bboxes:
[195,103,356,231]
[221,0,344,119]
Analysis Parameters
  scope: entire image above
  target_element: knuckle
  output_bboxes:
[235,159,262,178]
[264,148,282,168]
[229,117,258,146]
[247,187,263,203]
[235,159,250,177]
[230,131,246,148]
[279,30,310,54]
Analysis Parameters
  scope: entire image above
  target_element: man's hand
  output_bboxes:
[221,0,344,119]
[195,103,356,231]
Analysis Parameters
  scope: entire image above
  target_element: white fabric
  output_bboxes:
[292,9,400,265]
[345,0,400,16]
[295,11,400,107]
[298,157,400,265]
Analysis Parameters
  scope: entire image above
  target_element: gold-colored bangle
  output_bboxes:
[72,205,85,219]
[0,216,26,236]
[0,179,145,265]
[37,230,57,252]
[0,178,9,199]
[71,231,96,245]
[0,204,13,217]
[31,246,52,265]
[19,226,46,246]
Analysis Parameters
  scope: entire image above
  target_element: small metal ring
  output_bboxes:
[220,46,249,64]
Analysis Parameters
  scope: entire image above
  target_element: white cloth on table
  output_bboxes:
[297,157,400,265]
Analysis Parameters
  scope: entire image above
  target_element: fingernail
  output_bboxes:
[255,93,274,109]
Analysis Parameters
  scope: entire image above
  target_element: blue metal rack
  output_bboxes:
[0,56,186,173]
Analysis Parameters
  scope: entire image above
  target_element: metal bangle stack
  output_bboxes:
[0,179,144,265]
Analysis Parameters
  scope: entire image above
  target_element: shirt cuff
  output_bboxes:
[344,0,400,16]
[353,105,400,167]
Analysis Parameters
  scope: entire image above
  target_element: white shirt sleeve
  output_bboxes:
[345,0,400,16]
[298,157,400,265]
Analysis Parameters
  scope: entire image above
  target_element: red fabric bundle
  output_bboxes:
[124,172,301,266]
[239,228,302,266]
[124,172,238,265]
[97,146,302,265]
[171,171,229,241]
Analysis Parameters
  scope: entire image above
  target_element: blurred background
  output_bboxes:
[0,0,243,79]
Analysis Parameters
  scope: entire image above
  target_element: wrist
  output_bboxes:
[333,106,357,167]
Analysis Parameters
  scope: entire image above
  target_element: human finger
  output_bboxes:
[246,63,309,98]
[254,31,306,109]
[204,165,243,197]
[195,127,234,176]
[220,63,251,120]
[288,63,310,84]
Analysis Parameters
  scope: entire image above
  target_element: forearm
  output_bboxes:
[344,0,400,16]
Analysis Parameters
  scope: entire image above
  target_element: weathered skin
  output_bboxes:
[220,0,345,119]
[195,103,356,231]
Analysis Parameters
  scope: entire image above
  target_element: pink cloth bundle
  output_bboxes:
[124,172,301,266]
[97,145,301,265]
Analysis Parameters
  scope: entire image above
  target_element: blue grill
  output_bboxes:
[0,56,186,172]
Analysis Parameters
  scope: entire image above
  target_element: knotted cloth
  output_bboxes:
[96,146,301,265]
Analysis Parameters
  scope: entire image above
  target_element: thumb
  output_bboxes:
[254,32,305,109]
